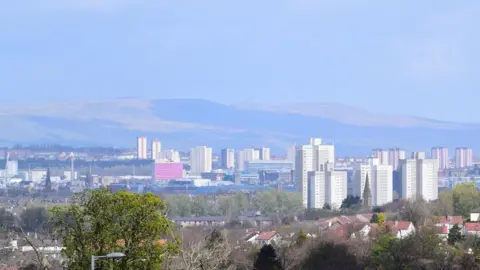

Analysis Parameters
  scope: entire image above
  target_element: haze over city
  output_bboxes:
[2,1,480,121]
[2,1,480,269]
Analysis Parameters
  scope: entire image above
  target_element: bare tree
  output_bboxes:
[399,198,430,227]
[167,229,234,270]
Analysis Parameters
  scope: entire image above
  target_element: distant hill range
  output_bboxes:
[0,98,477,155]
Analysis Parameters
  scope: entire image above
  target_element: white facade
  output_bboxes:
[308,171,326,209]
[221,148,235,169]
[352,164,371,199]
[417,159,439,201]
[400,159,417,200]
[314,145,335,170]
[237,148,260,171]
[411,151,426,160]
[400,155,439,201]
[190,146,212,174]
[257,147,271,161]
[326,171,347,209]
[160,150,180,162]
[373,149,389,165]
[151,139,162,160]
[6,160,18,177]
[455,147,473,168]
[286,146,296,166]
[431,147,448,170]
[30,169,47,182]
[137,136,147,159]
[63,171,78,181]
[372,164,393,206]
[389,148,406,170]
[309,137,322,146]
[296,145,314,207]
[296,138,336,208]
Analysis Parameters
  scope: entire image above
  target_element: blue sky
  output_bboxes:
[1,1,479,122]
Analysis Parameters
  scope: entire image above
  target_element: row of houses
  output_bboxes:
[237,212,480,247]
[171,211,274,228]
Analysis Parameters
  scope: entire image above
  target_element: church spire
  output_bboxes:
[362,173,372,208]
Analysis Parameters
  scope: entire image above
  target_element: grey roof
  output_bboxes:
[170,216,226,222]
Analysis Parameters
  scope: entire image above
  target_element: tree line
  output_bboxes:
[162,190,304,220]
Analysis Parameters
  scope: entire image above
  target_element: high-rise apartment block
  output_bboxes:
[352,164,371,200]
[151,139,161,160]
[372,164,393,206]
[399,159,417,199]
[325,170,348,209]
[286,146,296,166]
[389,148,406,170]
[372,149,389,165]
[256,147,271,161]
[399,153,438,201]
[296,137,340,208]
[352,158,393,206]
[372,148,406,170]
[296,144,314,207]
[307,170,347,210]
[431,147,448,170]
[221,148,235,169]
[308,171,325,209]
[417,158,439,201]
[160,150,180,162]
[190,146,212,174]
[137,136,147,159]
[237,148,260,171]
[455,147,473,168]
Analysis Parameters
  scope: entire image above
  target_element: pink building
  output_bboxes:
[154,162,183,181]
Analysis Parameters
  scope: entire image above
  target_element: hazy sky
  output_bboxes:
[1,1,479,122]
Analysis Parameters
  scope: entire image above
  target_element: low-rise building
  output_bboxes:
[171,216,225,227]
[434,216,463,230]
[464,223,480,235]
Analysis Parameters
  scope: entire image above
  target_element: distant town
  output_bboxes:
[0,137,476,209]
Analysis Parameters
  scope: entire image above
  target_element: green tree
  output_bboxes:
[452,183,479,218]
[447,224,464,246]
[296,229,308,246]
[377,212,386,227]
[252,190,303,218]
[438,190,454,215]
[0,208,16,230]
[370,213,379,223]
[300,241,362,270]
[253,244,283,270]
[20,207,49,232]
[340,195,361,210]
[322,203,331,210]
[164,194,193,217]
[50,188,179,270]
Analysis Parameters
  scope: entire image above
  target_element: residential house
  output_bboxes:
[241,230,260,243]
[432,225,449,240]
[371,221,415,239]
[464,223,480,236]
[471,209,480,222]
[171,216,225,227]
[253,231,281,245]
[237,211,274,227]
[350,223,372,240]
[435,216,463,230]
